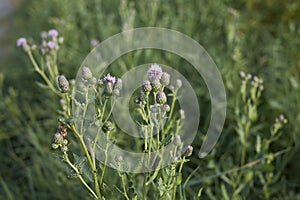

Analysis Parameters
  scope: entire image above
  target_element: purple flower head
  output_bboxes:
[104,73,116,84]
[148,64,163,82]
[48,29,59,37]
[47,41,56,49]
[90,39,99,47]
[40,31,48,39]
[16,37,27,47]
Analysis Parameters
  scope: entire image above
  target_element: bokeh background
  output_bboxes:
[0,0,299,199]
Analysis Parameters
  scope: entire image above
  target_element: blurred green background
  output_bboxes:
[0,0,299,199]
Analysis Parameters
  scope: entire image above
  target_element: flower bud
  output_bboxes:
[160,72,170,86]
[182,145,193,157]
[179,109,185,120]
[173,135,182,146]
[81,66,93,80]
[142,80,152,93]
[104,81,113,97]
[148,64,163,82]
[170,156,178,163]
[51,143,59,150]
[114,78,123,90]
[113,89,120,96]
[53,132,64,144]
[163,104,170,112]
[156,91,167,104]
[239,71,245,78]
[62,139,68,146]
[152,79,162,92]
[61,145,68,152]
[58,75,69,93]
[102,121,113,133]
[175,79,182,89]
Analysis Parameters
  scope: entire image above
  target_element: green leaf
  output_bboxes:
[256,163,274,172]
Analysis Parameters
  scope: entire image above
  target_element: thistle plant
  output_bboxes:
[17,30,194,200]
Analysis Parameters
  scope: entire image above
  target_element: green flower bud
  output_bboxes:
[156,91,167,104]
[182,145,193,157]
[142,80,152,93]
[61,145,68,152]
[51,143,59,150]
[104,81,113,97]
[163,104,170,112]
[152,79,162,92]
[58,75,69,93]
[173,135,182,146]
[160,72,170,86]
[114,78,123,91]
[81,66,93,80]
[175,79,182,89]
[63,139,68,146]
[53,132,64,144]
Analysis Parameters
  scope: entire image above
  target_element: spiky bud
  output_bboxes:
[182,145,193,157]
[58,75,69,93]
[104,82,113,97]
[152,79,162,92]
[81,66,93,80]
[163,104,170,112]
[175,79,182,89]
[173,135,182,146]
[156,91,167,104]
[160,72,170,86]
[114,78,123,91]
[142,80,152,93]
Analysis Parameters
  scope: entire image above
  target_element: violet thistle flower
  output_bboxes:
[47,41,56,50]
[58,75,69,93]
[48,29,59,38]
[90,39,100,47]
[148,64,163,83]
[104,73,116,84]
[40,31,48,39]
[156,91,167,104]
[160,72,170,86]
[16,37,30,52]
[81,66,93,80]
[16,37,27,47]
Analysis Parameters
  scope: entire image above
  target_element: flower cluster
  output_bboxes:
[51,122,69,152]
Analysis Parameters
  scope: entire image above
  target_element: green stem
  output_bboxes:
[63,152,99,200]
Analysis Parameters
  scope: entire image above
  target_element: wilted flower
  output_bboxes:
[148,64,163,82]
[48,29,59,37]
[81,66,93,80]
